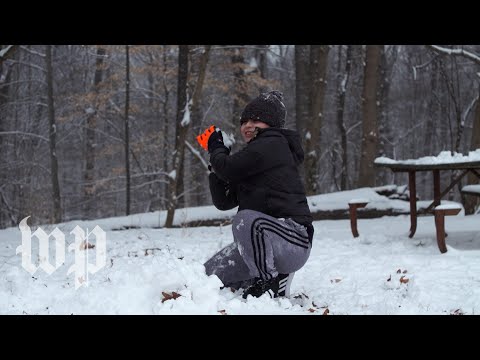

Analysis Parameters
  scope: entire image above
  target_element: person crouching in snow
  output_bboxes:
[203,90,314,299]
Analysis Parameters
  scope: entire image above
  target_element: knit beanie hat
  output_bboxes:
[240,90,286,128]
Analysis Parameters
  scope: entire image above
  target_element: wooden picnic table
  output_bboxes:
[374,158,480,240]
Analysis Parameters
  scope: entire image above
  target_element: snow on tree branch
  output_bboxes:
[427,45,480,65]
[0,45,16,59]
[185,140,209,171]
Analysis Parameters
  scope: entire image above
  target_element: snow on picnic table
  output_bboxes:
[375,149,480,165]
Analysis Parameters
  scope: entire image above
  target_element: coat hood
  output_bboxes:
[256,128,305,165]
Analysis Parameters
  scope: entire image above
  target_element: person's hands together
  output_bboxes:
[208,128,230,154]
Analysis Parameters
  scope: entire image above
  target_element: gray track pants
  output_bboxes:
[204,210,312,288]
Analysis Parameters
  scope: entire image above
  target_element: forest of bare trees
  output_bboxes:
[0,45,479,229]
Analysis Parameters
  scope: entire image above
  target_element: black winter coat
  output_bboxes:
[209,127,313,229]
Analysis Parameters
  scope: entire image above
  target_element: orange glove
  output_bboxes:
[196,125,216,151]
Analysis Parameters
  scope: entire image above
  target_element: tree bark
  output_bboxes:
[335,45,353,190]
[376,45,393,185]
[465,84,480,214]
[190,45,211,206]
[231,47,250,134]
[358,45,381,188]
[84,46,106,219]
[304,45,329,195]
[124,45,131,215]
[45,45,62,224]
[165,45,189,228]
[162,47,171,208]
[0,46,17,226]
[295,45,310,137]
[295,45,310,183]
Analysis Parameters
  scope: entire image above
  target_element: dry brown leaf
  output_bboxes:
[308,308,316,313]
[218,310,227,315]
[161,291,182,303]
[399,276,409,284]
[323,308,330,315]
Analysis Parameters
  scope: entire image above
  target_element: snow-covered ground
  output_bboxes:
[1,190,480,315]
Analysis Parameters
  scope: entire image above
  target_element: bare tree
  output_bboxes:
[189,45,211,206]
[295,45,310,136]
[335,45,353,190]
[230,47,250,134]
[45,45,62,223]
[376,46,397,186]
[0,45,18,226]
[162,47,172,206]
[295,45,330,194]
[255,45,269,91]
[165,45,189,228]
[124,45,131,215]
[465,84,480,214]
[84,46,106,218]
[358,45,381,188]
[304,45,330,195]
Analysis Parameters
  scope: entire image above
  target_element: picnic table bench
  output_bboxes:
[348,199,369,238]
[374,152,480,253]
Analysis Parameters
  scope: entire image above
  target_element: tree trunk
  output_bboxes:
[0,46,17,150]
[295,45,310,137]
[162,47,171,208]
[0,46,17,226]
[190,45,211,206]
[45,45,62,224]
[165,45,189,228]
[231,47,250,134]
[376,45,392,186]
[465,84,480,214]
[256,45,269,91]
[304,45,330,195]
[84,46,106,219]
[125,45,131,215]
[295,45,310,183]
[358,45,381,188]
[335,45,353,190]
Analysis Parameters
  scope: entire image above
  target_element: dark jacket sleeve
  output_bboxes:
[209,144,266,183]
[209,172,238,211]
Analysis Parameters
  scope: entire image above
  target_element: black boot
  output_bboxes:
[242,277,279,299]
